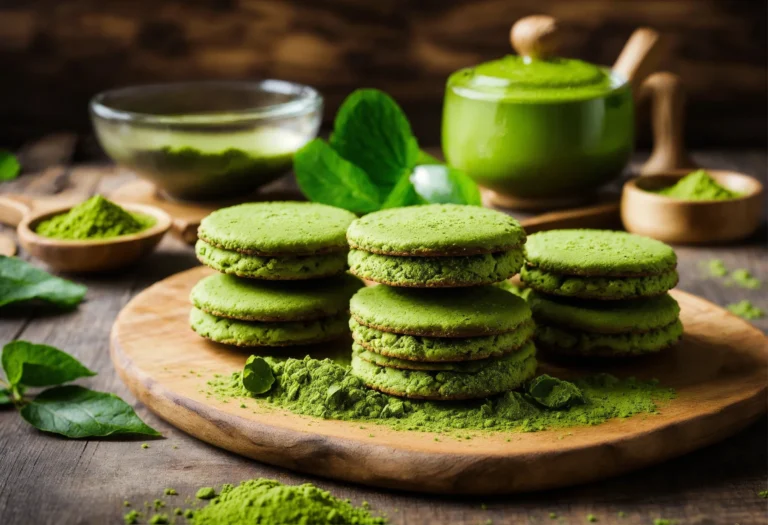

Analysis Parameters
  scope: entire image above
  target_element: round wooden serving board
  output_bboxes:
[110,267,767,494]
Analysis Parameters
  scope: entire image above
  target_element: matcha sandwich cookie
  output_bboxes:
[530,292,683,356]
[350,284,533,338]
[522,229,678,300]
[350,317,535,362]
[190,308,349,347]
[197,202,356,279]
[189,273,362,346]
[351,341,537,400]
[347,204,526,287]
[191,272,363,321]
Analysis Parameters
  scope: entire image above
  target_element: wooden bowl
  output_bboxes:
[621,170,764,244]
[18,203,172,273]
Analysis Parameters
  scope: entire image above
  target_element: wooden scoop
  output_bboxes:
[0,195,171,273]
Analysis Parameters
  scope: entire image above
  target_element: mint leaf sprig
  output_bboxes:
[0,340,160,438]
[294,89,481,213]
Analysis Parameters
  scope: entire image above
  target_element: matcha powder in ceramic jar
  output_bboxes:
[36,195,155,240]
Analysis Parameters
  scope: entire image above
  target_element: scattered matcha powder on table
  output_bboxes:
[123,510,141,524]
[759,490,768,498]
[704,259,728,278]
[35,195,155,240]
[729,268,761,289]
[195,487,216,500]
[586,514,597,522]
[653,519,677,525]
[654,170,743,200]
[149,514,169,524]
[206,356,675,434]
[726,300,765,320]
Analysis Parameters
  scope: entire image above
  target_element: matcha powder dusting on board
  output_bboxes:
[190,479,387,525]
[207,356,675,434]
[35,195,155,240]
[653,170,743,200]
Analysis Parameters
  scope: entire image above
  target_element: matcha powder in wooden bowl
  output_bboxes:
[36,195,155,240]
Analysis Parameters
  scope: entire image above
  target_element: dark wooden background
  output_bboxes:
[0,0,766,149]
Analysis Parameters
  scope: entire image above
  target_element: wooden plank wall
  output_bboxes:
[0,0,765,148]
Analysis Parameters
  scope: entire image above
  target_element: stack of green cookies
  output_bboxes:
[521,229,683,357]
[190,202,362,346]
[346,204,537,400]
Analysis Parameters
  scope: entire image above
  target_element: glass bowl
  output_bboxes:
[90,80,322,201]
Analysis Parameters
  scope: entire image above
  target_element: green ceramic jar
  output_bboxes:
[442,54,633,202]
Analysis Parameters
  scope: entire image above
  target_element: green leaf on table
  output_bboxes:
[528,374,585,409]
[0,388,12,406]
[294,139,381,214]
[0,255,87,309]
[329,89,420,194]
[2,340,95,388]
[20,385,161,438]
[0,150,20,182]
[411,164,482,206]
[242,356,275,394]
[381,171,427,209]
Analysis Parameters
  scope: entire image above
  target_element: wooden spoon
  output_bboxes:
[0,196,171,272]
[621,170,764,244]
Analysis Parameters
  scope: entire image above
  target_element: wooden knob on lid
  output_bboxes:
[510,15,560,60]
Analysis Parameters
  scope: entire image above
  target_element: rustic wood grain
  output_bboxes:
[0,150,765,524]
[0,1,765,148]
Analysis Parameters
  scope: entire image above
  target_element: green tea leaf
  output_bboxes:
[528,375,585,409]
[411,164,482,206]
[294,139,381,214]
[242,356,275,394]
[329,89,420,194]
[0,150,20,181]
[0,388,12,406]
[20,385,161,438]
[0,256,87,309]
[2,340,95,387]
[381,171,427,209]
[416,150,441,164]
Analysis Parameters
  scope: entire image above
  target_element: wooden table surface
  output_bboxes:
[0,149,766,525]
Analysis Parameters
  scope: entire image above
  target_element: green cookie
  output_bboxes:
[350,318,535,362]
[190,308,349,347]
[529,292,680,334]
[351,341,537,400]
[348,248,524,287]
[354,343,501,371]
[347,204,525,256]
[521,266,678,300]
[191,272,363,321]
[524,229,677,276]
[536,319,683,357]
[196,240,348,280]
[350,284,532,337]
[198,202,356,255]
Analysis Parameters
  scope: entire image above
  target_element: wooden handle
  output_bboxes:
[520,203,621,234]
[638,72,695,175]
[613,28,664,98]
[510,15,560,60]
[0,195,34,228]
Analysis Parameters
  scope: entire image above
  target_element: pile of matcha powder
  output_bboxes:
[653,169,743,200]
[207,355,675,434]
[36,195,155,240]
[124,478,386,525]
